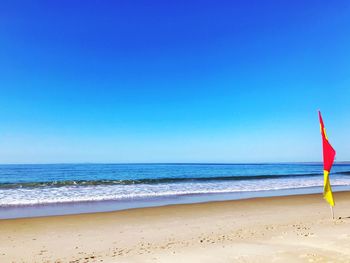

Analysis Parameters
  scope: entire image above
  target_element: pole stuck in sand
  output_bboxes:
[330,205,334,220]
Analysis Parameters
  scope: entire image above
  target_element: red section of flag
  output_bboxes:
[318,111,336,172]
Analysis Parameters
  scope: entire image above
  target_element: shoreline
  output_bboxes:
[1,191,350,262]
[1,190,347,221]
[2,185,350,220]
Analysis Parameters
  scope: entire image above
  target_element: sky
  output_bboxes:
[0,1,350,163]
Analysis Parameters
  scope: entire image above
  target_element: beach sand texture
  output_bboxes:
[1,192,350,262]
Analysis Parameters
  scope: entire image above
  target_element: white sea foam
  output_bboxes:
[1,176,350,206]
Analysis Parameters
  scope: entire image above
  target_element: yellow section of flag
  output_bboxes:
[323,170,335,207]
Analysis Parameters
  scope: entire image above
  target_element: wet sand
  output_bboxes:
[1,192,350,262]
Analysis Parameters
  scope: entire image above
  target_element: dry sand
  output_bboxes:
[1,192,350,262]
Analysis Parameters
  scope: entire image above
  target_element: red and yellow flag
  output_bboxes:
[319,111,336,206]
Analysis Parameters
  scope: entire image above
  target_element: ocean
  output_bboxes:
[1,163,350,219]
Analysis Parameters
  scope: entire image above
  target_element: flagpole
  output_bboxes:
[330,205,334,220]
[319,111,336,219]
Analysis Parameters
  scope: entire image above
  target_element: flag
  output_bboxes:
[318,111,336,206]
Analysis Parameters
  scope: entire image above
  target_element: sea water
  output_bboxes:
[1,163,350,218]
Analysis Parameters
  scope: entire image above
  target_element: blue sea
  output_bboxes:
[1,163,350,218]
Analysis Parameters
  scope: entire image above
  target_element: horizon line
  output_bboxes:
[0,161,350,166]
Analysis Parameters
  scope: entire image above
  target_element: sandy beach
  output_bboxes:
[1,192,350,263]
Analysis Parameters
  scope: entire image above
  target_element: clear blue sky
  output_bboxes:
[0,1,349,163]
